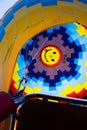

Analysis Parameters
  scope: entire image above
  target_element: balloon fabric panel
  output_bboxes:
[10,22,87,99]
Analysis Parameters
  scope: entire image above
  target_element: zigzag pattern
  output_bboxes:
[10,22,87,99]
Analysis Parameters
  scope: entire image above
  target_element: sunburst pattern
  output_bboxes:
[10,23,87,99]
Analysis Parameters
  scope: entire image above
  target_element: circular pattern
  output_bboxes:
[10,23,87,99]
[40,45,62,67]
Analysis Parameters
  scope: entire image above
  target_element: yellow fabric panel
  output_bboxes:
[85,73,87,78]
[24,86,42,94]
[64,86,74,95]
[57,92,66,97]
[33,86,42,93]
[59,11,75,23]
[74,83,83,94]
[84,60,87,68]
[74,1,87,25]
[13,72,20,82]
[27,4,42,26]
[14,82,19,89]
[43,6,58,21]
[18,85,24,91]
[0,34,7,63]
[5,19,15,49]
[83,81,87,90]
[24,86,33,94]
[74,1,87,11]
[58,2,76,22]
[13,63,20,72]
[0,66,3,91]
[14,82,23,90]
[58,1,74,12]
[14,6,27,34]
[76,24,87,37]
[76,9,87,25]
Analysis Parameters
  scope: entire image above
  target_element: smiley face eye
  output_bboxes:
[51,59,55,61]
[53,52,56,54]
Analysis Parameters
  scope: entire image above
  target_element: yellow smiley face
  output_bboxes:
[40,45,62,67]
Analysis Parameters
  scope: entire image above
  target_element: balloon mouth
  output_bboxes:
[40,45,62,67]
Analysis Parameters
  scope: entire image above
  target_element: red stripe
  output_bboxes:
[82,25,87,30]
[77,89,87,98]
[67,92,77,98]
[10,79,17,94]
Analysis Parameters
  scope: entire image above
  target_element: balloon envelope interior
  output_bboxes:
[10,22,87,99]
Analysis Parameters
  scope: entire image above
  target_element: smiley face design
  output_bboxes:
[40,45,62,67]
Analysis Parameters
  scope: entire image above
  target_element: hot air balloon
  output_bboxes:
[0,0,87,130]
[10,22,87,100]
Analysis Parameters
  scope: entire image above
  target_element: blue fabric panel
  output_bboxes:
[12,0,25,13]
[59,0,73,2]
[0,25,5,42]
[41,0,58,6]
[78,0,87,4]
[2,11,14,27]
[25,0,40,7]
